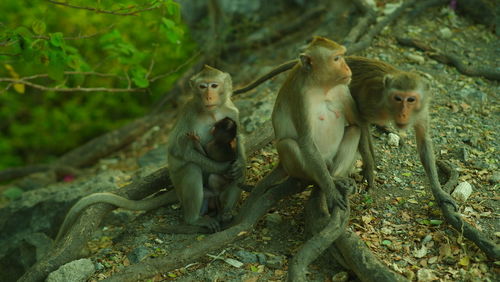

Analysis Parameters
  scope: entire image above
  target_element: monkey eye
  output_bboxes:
[333,56,341,62]
[199,83,208,89]
[394,95,403,102]
[407,97,416,103]
[210,83,219,89]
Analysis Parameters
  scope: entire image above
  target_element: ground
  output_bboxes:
[47,5,498,282]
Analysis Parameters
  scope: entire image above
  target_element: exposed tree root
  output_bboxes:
[343,0,376,46]
[433,161,500,260]
[18,121,274,282]
[288,180,352,282]
[348,0,417,54]
[0,113,169,183]
[102,179,306,282]
[396,37,500,81]
[305,182,409,282]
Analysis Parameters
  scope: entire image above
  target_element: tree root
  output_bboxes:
[18,121,274,282]
[343,0,376,46]
[304,182,408,282]
[102,178,306,282]
[0,113,170,183]
[348,0,417,54]
[434,160,500,260]
[396,37,500,81]
[288,180,352,282]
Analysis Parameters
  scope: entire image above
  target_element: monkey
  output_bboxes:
[252,36,360,211]
[167,65,246,231]
[186,117,239,215]
[345,55,456,208]
[232,53,456,209]
[56,66,245,242]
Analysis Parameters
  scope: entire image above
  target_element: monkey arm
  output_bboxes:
[182,146,231,174]
[414,119,458,210]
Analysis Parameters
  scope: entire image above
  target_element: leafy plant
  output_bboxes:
[0,0,196,169]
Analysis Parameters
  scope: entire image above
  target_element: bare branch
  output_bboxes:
[45,0,160,16]
[150,51,202,82]
[0,78,145,93]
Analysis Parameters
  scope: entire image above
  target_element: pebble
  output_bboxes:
[332,271,349,282]
[451,181,473,202]
[387,133,400,147]
[439,27,453,38]
[127,246,150,264]
[405,53,425,64]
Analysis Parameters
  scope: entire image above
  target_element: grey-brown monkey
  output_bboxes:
[56,66,245,241]
[253,36,360,210]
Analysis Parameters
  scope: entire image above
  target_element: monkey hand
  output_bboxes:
[186,131,200,141]
[325,184,348,211]
[225,160,244,180]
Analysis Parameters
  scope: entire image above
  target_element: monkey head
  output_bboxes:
[384,72,428,129]
[299,36,352,88]
[212,117,237,143]
[190,65,233,111]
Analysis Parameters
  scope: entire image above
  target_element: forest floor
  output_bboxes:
[48,5,498,282]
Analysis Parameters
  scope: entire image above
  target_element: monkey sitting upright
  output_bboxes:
[186,117,239,215]
[56,66,245,242]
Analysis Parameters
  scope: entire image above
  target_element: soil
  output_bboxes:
[68,5,498,282]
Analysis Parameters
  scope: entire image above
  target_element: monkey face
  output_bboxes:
[197,81,224,110]
[390,90,421,128]
[330,52,352,85]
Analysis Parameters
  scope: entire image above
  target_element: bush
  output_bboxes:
[0,0,195,168]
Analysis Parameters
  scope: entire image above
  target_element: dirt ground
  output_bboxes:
[81,5,499,282]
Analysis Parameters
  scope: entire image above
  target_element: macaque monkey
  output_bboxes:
[56,66,245,242]
[186,117,239,214]
[167,65,245,231]
[254,36,360,210]
[345,56,455,207]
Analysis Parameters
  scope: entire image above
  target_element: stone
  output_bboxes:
[451,181,473,202]
[46,259,95,282]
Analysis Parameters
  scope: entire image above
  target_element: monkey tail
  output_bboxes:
[55,191,177,242]
[233,60,297,95]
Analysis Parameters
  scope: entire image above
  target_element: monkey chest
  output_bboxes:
[310,100,347,158]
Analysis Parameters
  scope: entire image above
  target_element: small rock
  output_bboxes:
[417,268,437,282]
[422,234,433,244]
[459,147,469,163]
[405,53,425,64]
[235,250,258,263]
[256,253,267,264]
[489,171,500,184]
[127,246,150,264]
[46,258,95,282]
[439,27,453,38]
[265,254,286,269]
[332,271,349,282]
[451,181,473,202]
[95,262,105,271]
[387,133,400,147]
[265,212,282,225]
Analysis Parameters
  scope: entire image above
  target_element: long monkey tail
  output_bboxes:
[233,60,297,95]
[55,190,177,242]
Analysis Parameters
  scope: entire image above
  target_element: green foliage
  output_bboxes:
[0,0,196,169]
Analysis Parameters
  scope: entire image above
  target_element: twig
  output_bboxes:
[349,0,417,54]
[0,78,144,93]
[150,51,201,82]
[45,0,160,16]
[396,37,500,81]
[32,24,115,40]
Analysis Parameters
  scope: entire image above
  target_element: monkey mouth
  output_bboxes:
[205,104,218,110]
[395,122,409,129]
[338,76,351,84]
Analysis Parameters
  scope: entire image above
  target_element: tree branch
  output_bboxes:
[45,0,160,16]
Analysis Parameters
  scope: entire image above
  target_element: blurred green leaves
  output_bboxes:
[0,0,196,169]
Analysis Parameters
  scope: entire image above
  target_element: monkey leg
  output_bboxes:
[331,125,361,178]
[359,123,376,190]
[276,138,347,210]
[217,181,242,223]
[171,163,221,232]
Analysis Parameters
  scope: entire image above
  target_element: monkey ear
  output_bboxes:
[299,54,312,70]
[383,74,393,88]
